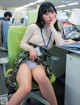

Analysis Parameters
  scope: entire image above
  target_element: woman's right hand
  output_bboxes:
[29,46,38,62]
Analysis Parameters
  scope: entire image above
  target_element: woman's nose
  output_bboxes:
[49,13,53,17]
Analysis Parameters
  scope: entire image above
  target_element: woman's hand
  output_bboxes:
[65,39,79,44]
[29,46,38,62]
[50,14,58,26]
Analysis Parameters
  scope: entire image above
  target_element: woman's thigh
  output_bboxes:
[32,65,47,83]
[16,63,32,87]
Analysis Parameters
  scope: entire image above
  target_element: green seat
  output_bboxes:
[7,26,56,105]
[8,26,26,68]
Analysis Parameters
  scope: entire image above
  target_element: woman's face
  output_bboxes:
[42,9,57,24]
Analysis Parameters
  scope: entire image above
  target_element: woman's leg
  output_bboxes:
[8,63,32,105]
[32,65,58,105]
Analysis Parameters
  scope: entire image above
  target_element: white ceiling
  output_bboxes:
[0,0,80,10]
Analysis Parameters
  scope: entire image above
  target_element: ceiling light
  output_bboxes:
[64,9,70,12]
[15,0,45,11]
[15,7,26,10]
[67,2,79,6]
[15,2,37,10]
[28,2,36,6]
[35,0,45,3]
[57,5,66,8]
[72,8,80,11]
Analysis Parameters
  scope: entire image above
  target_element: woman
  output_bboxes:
[8,2,78,105]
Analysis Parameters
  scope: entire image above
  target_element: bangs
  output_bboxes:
[43,7,54,14]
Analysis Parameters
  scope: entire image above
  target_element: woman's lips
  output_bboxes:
[49,19,53,22]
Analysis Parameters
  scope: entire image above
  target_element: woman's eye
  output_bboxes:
[44,10,55,15]
[45,13,49,15]
[51,11,55,14]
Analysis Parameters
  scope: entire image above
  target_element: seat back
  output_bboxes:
[8,26,27,68]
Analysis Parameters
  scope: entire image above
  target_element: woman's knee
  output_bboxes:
[19,84,32,95]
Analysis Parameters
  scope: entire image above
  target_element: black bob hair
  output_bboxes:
[36,2,59,31]
[4,11,12,17]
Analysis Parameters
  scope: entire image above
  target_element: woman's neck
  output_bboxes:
[43,23,51,34]
[44,23,50,31]
[44,23,50,28]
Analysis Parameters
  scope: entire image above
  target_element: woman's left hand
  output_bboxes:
[65,39,79,44]
[50,14,58,26]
